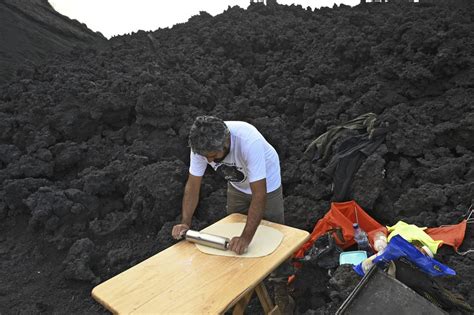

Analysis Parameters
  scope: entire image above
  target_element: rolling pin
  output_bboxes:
[184,230,230,251]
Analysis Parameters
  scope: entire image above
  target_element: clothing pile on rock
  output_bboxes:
[305,113,389,201]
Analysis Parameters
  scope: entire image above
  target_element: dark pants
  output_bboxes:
[226,183,285,224]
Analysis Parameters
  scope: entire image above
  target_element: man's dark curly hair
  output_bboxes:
[188,116,230,156]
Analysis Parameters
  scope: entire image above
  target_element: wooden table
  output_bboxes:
[92,213,310,314]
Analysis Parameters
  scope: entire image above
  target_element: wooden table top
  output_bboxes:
[92,213,309,314]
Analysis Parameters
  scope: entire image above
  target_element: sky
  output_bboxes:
[49,0,360,39]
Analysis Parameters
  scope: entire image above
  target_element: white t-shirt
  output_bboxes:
[189,121,281,194]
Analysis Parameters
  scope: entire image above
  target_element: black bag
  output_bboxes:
[300,227,345,269]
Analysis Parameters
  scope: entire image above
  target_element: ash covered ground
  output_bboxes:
[0,1,473,314]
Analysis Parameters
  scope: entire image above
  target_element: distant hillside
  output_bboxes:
[0,0,105,85]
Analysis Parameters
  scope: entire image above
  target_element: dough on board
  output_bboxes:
[196,222,284,257]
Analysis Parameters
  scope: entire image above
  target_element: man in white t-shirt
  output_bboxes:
[171,115,284,255]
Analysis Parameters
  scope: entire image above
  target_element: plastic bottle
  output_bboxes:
[361,254,377,274]
[360,232,390,274]
[373,231,388,253]
[361,243,387,274]
[353,223,371,253]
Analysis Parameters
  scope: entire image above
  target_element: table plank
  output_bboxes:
[92,213,309,314]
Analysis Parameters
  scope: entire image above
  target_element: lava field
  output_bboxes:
[0,1,473,314]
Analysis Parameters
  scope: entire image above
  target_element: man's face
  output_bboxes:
[205,150,226,163]
[204,139,230,163]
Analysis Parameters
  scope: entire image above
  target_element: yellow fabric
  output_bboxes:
[387,221,442,254]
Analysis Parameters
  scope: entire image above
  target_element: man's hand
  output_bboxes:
[229,236,251,255]
[172,224,190,240]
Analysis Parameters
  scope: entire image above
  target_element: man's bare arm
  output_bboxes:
[229,178,266,254]
[241,178,267,240]
[172,173,202,239]
[181,173,202,226]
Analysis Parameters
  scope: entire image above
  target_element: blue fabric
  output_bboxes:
[354,235,456,277]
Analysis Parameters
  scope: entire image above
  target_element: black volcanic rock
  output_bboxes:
[0,1,473,314]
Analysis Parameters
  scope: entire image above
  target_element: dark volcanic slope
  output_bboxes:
[0,2,473,314]
[0,0,105,85]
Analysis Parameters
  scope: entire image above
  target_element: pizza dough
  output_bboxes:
[196,223,284,257]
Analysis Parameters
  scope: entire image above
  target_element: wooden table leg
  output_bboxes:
[232,289,255,315]
[255,282,281,315]
[233,282,281,315]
